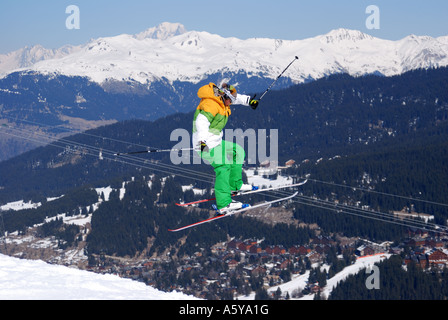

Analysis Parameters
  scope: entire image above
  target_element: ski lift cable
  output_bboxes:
[4,122,447,228]
[4,122,447,215]
[1,115,155,151]
[3,118,448,222]
[2,118,216,181]
[1,124,216,183]
[295,194,441,232]
[268,187,437,230]
[259,189,448,235]
[0,128,214,184]
[292,197,448,235]
[262,191,448,236]
[266,187,445,231]
[3,125,447,235]
[6,115,447,208]
[300,177,448,208]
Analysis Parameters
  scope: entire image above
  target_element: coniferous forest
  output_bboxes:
[1,68,448,299]
[1,67,447,249]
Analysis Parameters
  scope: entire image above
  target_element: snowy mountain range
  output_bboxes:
[0,44,82,76]
[1,22,448,85]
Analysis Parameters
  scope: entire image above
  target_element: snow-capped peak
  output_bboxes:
[320,28,375,44]
[134,22,187,40]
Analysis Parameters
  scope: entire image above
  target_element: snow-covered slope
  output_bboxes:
[0,254,196,300]
[1,22,447,85]
[238,254,390,300]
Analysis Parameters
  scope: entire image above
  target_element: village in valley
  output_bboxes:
[83,227,448,299]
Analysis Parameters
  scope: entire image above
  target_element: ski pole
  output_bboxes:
[114,147,196,156]
[252,56,299,108]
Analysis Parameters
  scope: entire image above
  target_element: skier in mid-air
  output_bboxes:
[192,82,259,215]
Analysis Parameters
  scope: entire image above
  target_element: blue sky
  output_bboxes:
[0,0,447,54]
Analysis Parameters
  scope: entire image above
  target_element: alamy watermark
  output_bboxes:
[365,265,380,290]
[170,128,278,170]
[66,5,80,30]
[64,4,380,31]
[365,5,380,30]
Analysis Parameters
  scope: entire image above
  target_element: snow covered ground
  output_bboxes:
[0,254,197,300]
[0,253,389,300]
[0,199,41,211]
[245,168,294,188]
[238,254,390,300]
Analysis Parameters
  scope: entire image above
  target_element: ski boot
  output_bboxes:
[232,184,259,196]
[213,200,250,216]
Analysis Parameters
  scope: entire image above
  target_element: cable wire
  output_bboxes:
[2,118,447,235]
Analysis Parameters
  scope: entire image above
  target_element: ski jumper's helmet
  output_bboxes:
[219,83,237,104]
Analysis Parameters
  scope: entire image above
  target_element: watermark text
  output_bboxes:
[66,5,80,30]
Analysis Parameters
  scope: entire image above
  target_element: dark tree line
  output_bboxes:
[329,256,448,300]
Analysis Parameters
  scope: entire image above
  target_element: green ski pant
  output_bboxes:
[200,141,245,209]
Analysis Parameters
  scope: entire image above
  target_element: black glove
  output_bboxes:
[199,141,208,152]
[249,99,259,110]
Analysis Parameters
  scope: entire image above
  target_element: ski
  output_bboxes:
[168,191,298,232]
[175,180,307,207]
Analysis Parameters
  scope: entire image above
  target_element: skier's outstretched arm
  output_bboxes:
[234,94,258,109]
